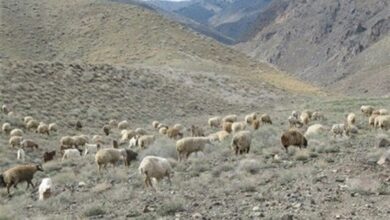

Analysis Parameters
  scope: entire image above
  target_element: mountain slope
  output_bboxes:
[236,0,390,96]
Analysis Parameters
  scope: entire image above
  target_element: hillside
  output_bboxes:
[236,0,390,96]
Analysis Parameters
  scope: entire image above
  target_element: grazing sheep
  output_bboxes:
[222,114,238,123]
[17,148,26,161]
[118,120,130,130]
[26,120,39,131]
[302,110,313,119]
[245,113,257,125]
[135,128,148,136]
[139,156,172,190]
[75,120,83,130]
[9,136,23,148]
[24,116,34,124]
[208,130,230,142]
[281,130,308,153]
[102,125,110,136]
[138,135,156,149]
[152,121,160,129]
[312,111,325,120]
[252,119,260,130]
[222,121,233,133]
[123,149,138,166]
[173,124,184,131]
[288,116,303,128]
[72,135,88,147]
[120,130,137,145]
[167,127,183,140]
[191,125,205,137]
[157,123,169,129]
[376,109,389,115]
[1,164,44,195]
[331,124,346,137]
[43,151,56,162]
[60,136,74,148]
[10,128,23,137]
[231,121,246,133]
[374,115,390,130]
[208,116,222,128]
[369,114,379,127]
[21,139,39,150]
[159,127,168,135]
[84,144,101,156]
[109,119,118,128]
[37,123,50,135]
[62,149,82,161]
[92,135,105,144]
[300,112,310,125]
[38,178,53,200]
[48,123,58,132]
[260,114,272,124]
[361,105,375,117]
[2,104,10,114]
[231,131,252,155]
[176,137,212,161]
[304,124,329,137]
[95,148,136,172]
[345,124,359,136]
[2,123,12,134]
[346,113,356,126]
[129,136,138,148]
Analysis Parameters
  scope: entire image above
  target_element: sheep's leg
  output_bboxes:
[166,173,172,186]
[7,183,12,195]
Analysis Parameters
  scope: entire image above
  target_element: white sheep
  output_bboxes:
[17,148,26,161]
[2,122,12,134]
[129,136,138,148]
[138,156,173,190]
[222,114,238,123]
[138,135,155,149]
[176,137,212,161]
[2,104,10,114]
[244,113,257,125]
[288,116,303,128]
[92,135,105,144]
[84,143,101,157]
[118,120,130,130]
[291,111,299,119]
[300,112,310,125]
[36,123,50,135]
[360,105,374,117]
[9,136,23,148]
[346,113,356,126]
[94,148,129,172]
[120,129,136,145]
[48,123,58,132]
[109,119,118,128]
[231,130,252,155]
[304,124,329,137]
[10,128,23,137]
[312,111,325,120]
[135,128,147,136]
[62,149,82,161]
[331,124,346,137]
[38,178,53,200]
[374,115,390,130]
[152,121,160,129]
[378,109,389,115]
[208,130,230,142]
[24,116,34,124]
[208,116,222,128]
[231,121,246,133]
[173,123,185,132]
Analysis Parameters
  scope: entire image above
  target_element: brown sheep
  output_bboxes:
[21,139,39,149]
[102,125,110,136]
[281,130,308,153]
[26,120,39,131]
[231,131,251,155]
[37,123,50,135]
[43,151,56,163]
[1,164,44,195]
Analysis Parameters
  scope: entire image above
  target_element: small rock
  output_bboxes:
[293,203,302,208]
[252,206,260,211]
[78,181,86,187]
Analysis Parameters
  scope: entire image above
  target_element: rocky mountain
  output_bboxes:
[236,0,390,96]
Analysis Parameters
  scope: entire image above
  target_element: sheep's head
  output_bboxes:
[36,164,44,172]
[124,150,138,166]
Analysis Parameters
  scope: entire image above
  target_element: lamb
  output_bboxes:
[138,135,156,149]
[38,178,53,200]
[83,143,101,156]
[231,121,246,133]
[231,130,251,155]
[10,128,23,137]
[245,113,257,125]
[222,114,238,123]
[252,119,260,130]
[48,123,58,132]
[2,104,10,114]
[95,148,137,172]
[360,105,375,117]
[208,130,229,142]
[369,114,379,127]
[26,120,39,131]
[1,164,44,195]
[9,136,23,148]
[176,137,212,161]
[167,127,183,140]
[37,123,50,135]
[43,151,56,162]
[374,115,390,130]
[102,125,110,136]
[2,122,12,134]
[17,148,26,161]
[62,149,82,161]
[135,128,148,136]
[346,113,356,126]
[304,124,329,137]
[138,156,173,190]
[118,120,130,130]
[152,121,160,129]
[288,116,303,128]
[281,129,308,153]
[331,124,346,137]
[191,125,205,137]
[260,114,272,125]
[159,127,168,135]
[222,121,233,133]
[208,116,222,128]
[300,112,310,125]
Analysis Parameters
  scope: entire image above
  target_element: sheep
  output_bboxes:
[24,116,34,124]
[157,123,169,129]
[369,114,379,127]
[222,114,238,123]
[95,148,137,172]
[373,109,389,116]
[304,124,329,137]
[231,130,252,155]
[17,148,26,161]
[300,112,310,125]
[72,135,89,147]
[129,136,138,148]
[208,130,229,142]
[173,124,184,132]
[135,128,148,136]
[60,136,74,148]
[176,137,212,161]
[281,129,308,153]
[152,121,160,129]
[166,127,183,140]
[20,139,39,150]
[208,116,222,128]
[92,135,105,144]
[312,111,325,120]
[118,120,130,130]
[252,119,260,130]
[222,121,233,133]
[245,113,257,125]
[346,113,356,126]
[109,119,118,128]
[302,110,313,119]
[2,104,10,114]
[1,164,44,195]
[10,128,23,137]
[48,123,58,132]
[75,120,83,130]
[331,124,346,137]
[2,122,12,134]
[159,127,168,135]
[84,143,101,156]
[138,135,156,149]
[138,156,173,190]
[102,125,110,136]
[231,121,246,133]
[43,151,56,162]
[288,116,303,128]
[26,120,39,131]
[260,114,272,125]
[38,178,53,200]
[36,123,50,135]
[361,105,375,117]
[9,136,23,148]
[191,125,205,137]
[120,129,137,145]
[62,149,82,161]
[345,124,359,136]
[291,111,299,119]
[374,115,390,130]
